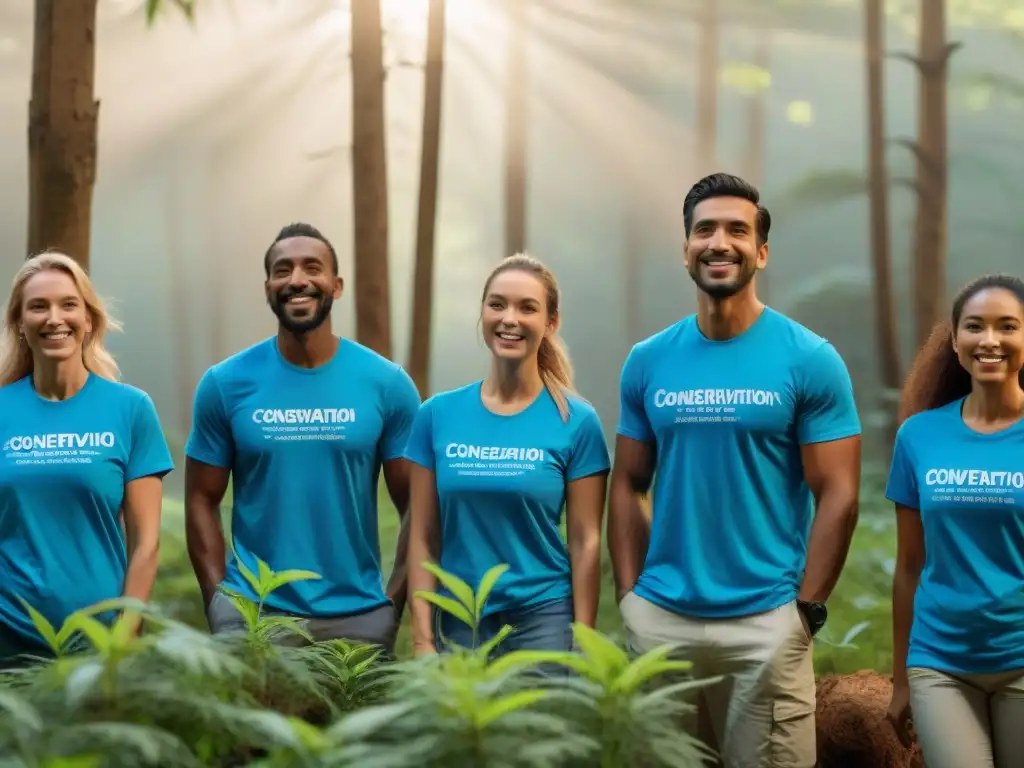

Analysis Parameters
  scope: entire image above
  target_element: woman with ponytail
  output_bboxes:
[0,252,173,668]
[404,254,610,658]
[886,273,1024,767]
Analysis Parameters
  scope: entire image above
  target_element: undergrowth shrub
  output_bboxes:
[0,558,713,767]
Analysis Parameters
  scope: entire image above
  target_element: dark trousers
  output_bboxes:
[434,596,574,657]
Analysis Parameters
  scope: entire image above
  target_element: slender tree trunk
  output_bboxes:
[408,0,446,398]
[351,0,392,358]
[504,0,528,258]
[27,0,100,269]
[623,202,642,350]
[695,0,718,177]
[164,159,194,434]
[911,0,951,348]
[745,30,769,300]
[865,0,901,398]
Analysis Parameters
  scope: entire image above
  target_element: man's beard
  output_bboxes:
[688,252,758,300]
[271,289,334,334]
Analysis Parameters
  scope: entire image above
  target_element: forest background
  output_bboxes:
[3,0,1024,671]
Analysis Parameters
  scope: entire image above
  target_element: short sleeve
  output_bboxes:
[616,344,654,442]
[567,407,611,481]
[185,369,234,468]
[380,366,422,461]
[885,426,920,509]
[402,398,435,471]
[795,342,862,445]
[126,393,175,482]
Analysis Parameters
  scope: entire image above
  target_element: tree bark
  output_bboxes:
[351,0,392,358]
[28,0,100,269]
[408,0,446,398]
[911,0,951,348]
[504,0,528,258]
[745,30,769,300]
[164,155,195,434]
[695,0,718,177]
[623,201,643,351]
[865,0,901,397]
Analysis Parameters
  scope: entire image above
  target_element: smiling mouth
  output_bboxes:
[975,354,1006,364]
[285,294,317,307]
[496,331,524,342]
[41,331,71,341]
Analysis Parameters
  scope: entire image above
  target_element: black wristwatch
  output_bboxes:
[797,600,828,637]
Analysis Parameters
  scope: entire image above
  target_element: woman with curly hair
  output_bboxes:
[886,273,1024,767]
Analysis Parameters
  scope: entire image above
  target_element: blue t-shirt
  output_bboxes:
[617,308,861,619]
[185,336,421,617]
[886,398,1024,674]
[403,382,610,615]
[0,374,173,647]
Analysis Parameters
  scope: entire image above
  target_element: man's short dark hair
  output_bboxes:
[263,222,339,276]
[683,173,771,244]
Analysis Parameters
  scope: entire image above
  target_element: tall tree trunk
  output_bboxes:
[504,0,528,258]
[911,0,952,348]
[695,0,718,177]
[164,158,194,435]
[408,0,446,398]
[351,0,392,358]
[623,202,642,351]
[28,0,99,269]
[745,31,769,300]
[865,0,901,402]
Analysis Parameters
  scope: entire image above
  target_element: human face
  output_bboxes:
[684,196,767,299]
[481,269,555,364]
[953,287,1024,386]
[265,236,342,334]
[19,269,92,366]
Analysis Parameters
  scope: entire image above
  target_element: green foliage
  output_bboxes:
[0,559,713,767]
[144,0,196,26]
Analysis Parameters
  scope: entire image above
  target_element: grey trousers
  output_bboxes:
[206,590,399,655]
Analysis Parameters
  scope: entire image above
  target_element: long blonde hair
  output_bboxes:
[0,251,122,387]
[482,253,576,422]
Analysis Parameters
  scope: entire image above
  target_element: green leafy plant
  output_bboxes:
[413,562,509,651]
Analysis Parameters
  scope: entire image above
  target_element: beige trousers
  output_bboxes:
[908,666,1024,768]
[619,591,816,768]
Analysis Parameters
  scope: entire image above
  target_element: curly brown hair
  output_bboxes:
[898,273,1024,423]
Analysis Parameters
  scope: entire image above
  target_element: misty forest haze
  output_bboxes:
[3,0,1024,496]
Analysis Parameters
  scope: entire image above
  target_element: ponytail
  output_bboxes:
[538,333,575,423]
[483,252,580,423]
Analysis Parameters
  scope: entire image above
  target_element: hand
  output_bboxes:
[798,609,813,641]
[412,640,437,659]
[886,682,915,748]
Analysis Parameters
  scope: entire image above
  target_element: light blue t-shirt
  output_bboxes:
[886,398,1024,674]
[186,336,421,617]
[403,382,610,615]
[0,374,173,648]
[617,308,861,619]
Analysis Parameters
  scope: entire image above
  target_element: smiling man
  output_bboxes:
[607,174,862,767]
[184,222,421,654]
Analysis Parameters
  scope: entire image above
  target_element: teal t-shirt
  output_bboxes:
[617,308,861,618]
[886,398,1024,674]
[403,382,610,614]
[185,337,421,617]
[0,374,173,647]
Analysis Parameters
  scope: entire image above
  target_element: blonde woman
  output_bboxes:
[404,254,610,657]
[0,252,173,667]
